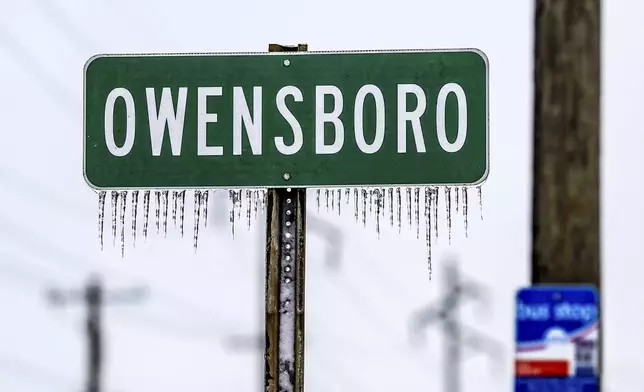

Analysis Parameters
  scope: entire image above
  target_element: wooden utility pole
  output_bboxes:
[47,276,147,392]
[264,42,308,392]
[532,1,601,285]
[532,0,602,386]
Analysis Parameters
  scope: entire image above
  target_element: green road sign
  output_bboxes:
[83,49,488,189]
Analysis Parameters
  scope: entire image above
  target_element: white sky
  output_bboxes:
[0,0,641,391]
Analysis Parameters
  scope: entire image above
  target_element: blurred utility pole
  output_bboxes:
[532,0,601,384]
[409,260,501,392]
[46,275,147,392]
[532,2,601,284]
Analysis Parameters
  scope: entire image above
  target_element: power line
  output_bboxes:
[0,254,233,350]
[0,26,78,113]
[0,164,93,222]
[0,251,62,289]
[0,212,242,336]
[30,0,96,53]
[0,355,78,391]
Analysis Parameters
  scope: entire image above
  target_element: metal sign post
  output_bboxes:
[264,44,307,392]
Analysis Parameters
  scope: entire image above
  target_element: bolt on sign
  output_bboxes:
[83,49,489,189]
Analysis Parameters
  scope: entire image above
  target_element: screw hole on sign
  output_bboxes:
[285,266,291,272]
[285,278,291,283]
[286,255,291,261]
[285,233,291,238]
[283,59,290,66]
[286,210,292,215]
[286,221,291,227]
[286,244,291,249]
[287,198,292,203]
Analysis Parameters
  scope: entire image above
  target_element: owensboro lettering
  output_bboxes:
[103,83,468,157]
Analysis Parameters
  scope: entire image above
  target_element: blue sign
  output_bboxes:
[515,285,599,392]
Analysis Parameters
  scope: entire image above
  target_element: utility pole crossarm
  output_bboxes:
[46,277,147,392]
[47,285,147,307]
[410,305,442,329]
[457,281,486,303]
[103,286,148,303]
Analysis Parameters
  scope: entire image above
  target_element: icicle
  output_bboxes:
[143,191,150,241]
[97,191,106,250]
[344,188,350,204]
[406,187,412,228]
[432,187,439,239]
[375,189,382,237]
[229,190,236,238]
[154,191,161,234]
[414,187,420,239]
[162,190,169,238]
[193,190,201,252]
[111,191,118,246]
[331,188,336,211]
[361,189,368,227]
[172,191,178,227]
[425,187,432,281]
[202,190,209,227]
[236,190,242,221]
[119,191,127,257]
[396,187,402,233]
[259,189,266,214]
[445,187,452,244]
[353,188,359,223]
[325,189,329,211]
[253,190,259,220]
[131,191,139,247]
[462,187,469,238]
[179,190,186,238]
[477,185,483,220]
[455,186,460,213]
[387,187,394,227]
[337,189,341,215]
[316,189,320,212]
[369,189,374,214]
[246,189,252,229]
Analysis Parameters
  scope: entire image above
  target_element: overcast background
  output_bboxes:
[0,0,641,391]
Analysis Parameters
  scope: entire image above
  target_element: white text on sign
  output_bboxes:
[103,83,468,157]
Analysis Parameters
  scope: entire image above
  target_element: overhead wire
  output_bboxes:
[0,355,78,391]
[0,213,241,339]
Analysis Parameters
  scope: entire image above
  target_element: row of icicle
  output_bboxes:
[96,186,483,279]
[96,189,267,257]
